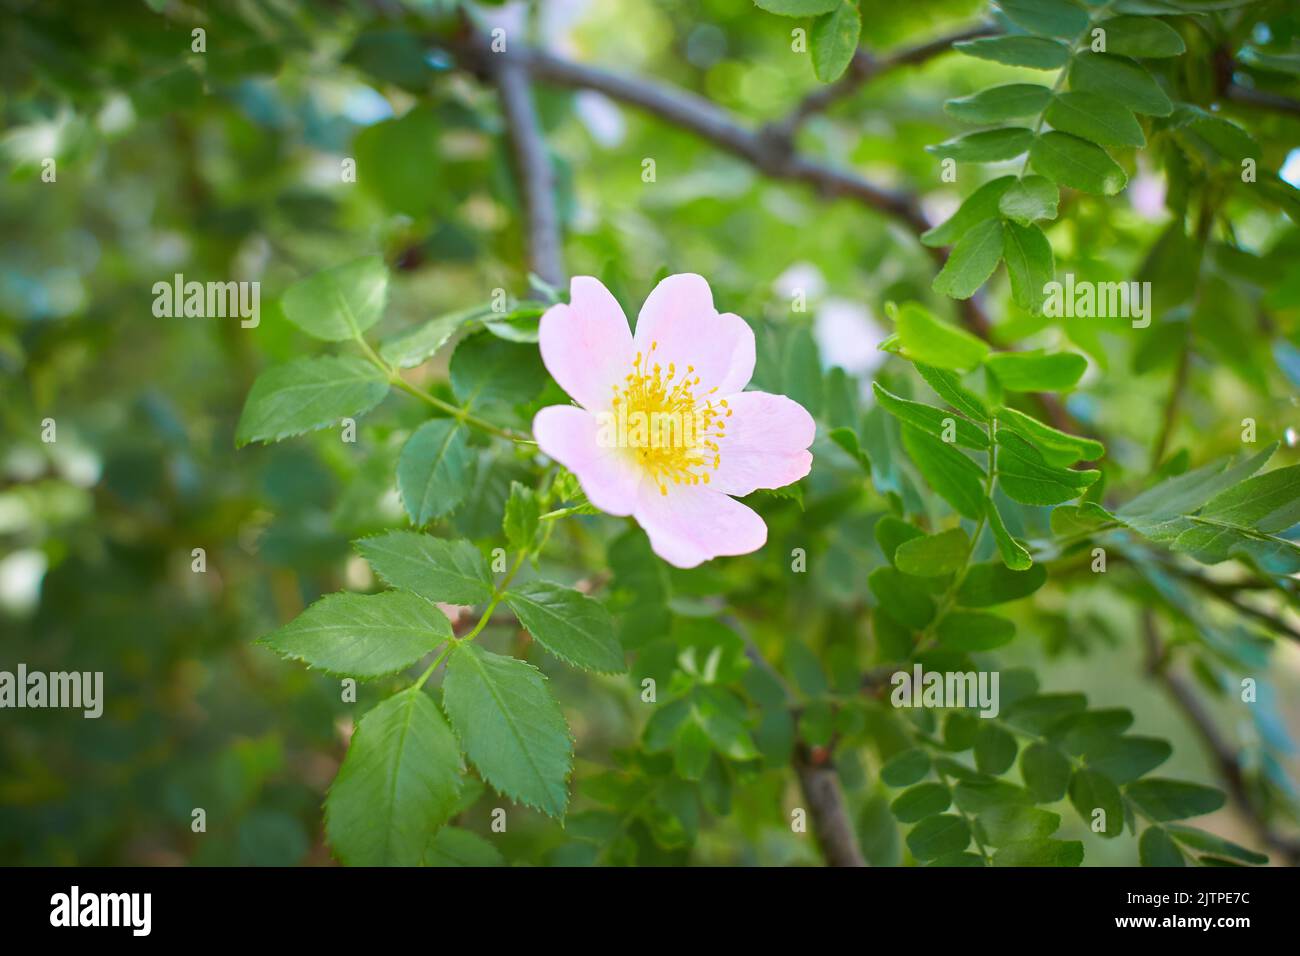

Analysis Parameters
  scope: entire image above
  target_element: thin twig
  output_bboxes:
[766,22,996,142]
[1226,82,1300,119]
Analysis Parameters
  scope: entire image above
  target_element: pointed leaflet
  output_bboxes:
[933,219,1005,300]
[927,128,1034,163]
[922,176,1016,248]
[442,642,573,818]
[236,356,389,446]
[901,425,987,520]
[1001,221,1055,314]
[995,430,1099,505]
[871,382,989,449]
[450,331,547,411]
[987,496,1033,570]
[945,84,1053,124]
[259,590,451,679]
[894,302,990,371]
[503,482,541,552]
[996,406,1103,466]
[397,419,473,525]
[281,255,389,342]
[504,581,625,674]
[353,531,494,605]
[811,2,861,83]
[380,306,484,369]
[1045,93,1146,148]
[324,688,462,866]
[424,826,505,867]
[1030,131,1127,196]
[954,36,1069,70]
[1068,53,1173,117]
[916,364,990,421]
[1124,779,1225,821]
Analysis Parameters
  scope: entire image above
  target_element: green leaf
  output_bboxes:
[977,805,1061,846]
[937,610,1016,651]
[945,84,1053,123]
[398,420,473,526]
[442,642,573,818]
[895,527,971,577]
[1084,736,1171,784]
[927,128,1035,163]
[280,255,389,342]
[504,581,625,674]
[1097,16,1186,58]
[1069,768,1124,837]
[906,814,971,861]
[917,364,990,421]
[901,426,988,520]
[995,430,1100,505]
[891,783,952,823]
[987,350,1086,391]
[868,566,936,630]
[954,35,1069,70]
[881,748,931,787]
[996,406,1103,465]
[1139,826,1186,866]
[1165,825,1267,865]
[424,826,505,867]
[933,219,1005,301]
[1030,131,1128,195]
[1198,464,1300,532]
[974,723,1018,775]
[872,383,989,449]
[997,0,1089,38]
[1068,52,1173,116]
[380,306,484,369]
[1002,221,1055,314]
[810,2,861,83]
[992,838,1083,866]
[998,175,1060,224]
[875,515,925,563]
[921,176,1016,248]
[503,482,540,552]
[895,302,990,371]
[1117,444,1275,529]
[952,777,1032,814]
[354,107,443,216]
[957,560,1046,606]
[236,356,389,446]
[1005,693,1087,735]
[1124,779,1225,821]
[986,497,1033,570]
[1045,92,1146,148]
[1020,741,1072,802]
[828,427,871,471]
[324,689,462,866]
[259,590,450,679]
[450,331,547,411]
[753,0,841,14]
[353,532,494,606]
[783,326,824,417]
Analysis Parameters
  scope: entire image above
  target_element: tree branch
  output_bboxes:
[492,54,565,286]
[1226,82,1300,119]
[766,22,996,142]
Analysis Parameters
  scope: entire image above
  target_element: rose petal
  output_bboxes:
[538,276,635,412]
[633,481,767,568]
[710,391,815,497]
[533,405,640,516]
[632,273,754,397]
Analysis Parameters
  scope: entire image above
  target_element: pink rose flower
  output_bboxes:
[533,274,815,568]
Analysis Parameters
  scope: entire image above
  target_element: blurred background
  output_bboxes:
[2,0,1299,865]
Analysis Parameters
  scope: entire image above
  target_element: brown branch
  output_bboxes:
[767,22,996,142]
[491,54,565,286]
[1141,612,1300,865]
[1226,82,1300,119]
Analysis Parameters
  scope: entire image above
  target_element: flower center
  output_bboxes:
[609,341,730,496]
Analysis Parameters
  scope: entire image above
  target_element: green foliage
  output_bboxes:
[8,0,1297,872]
